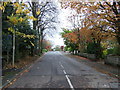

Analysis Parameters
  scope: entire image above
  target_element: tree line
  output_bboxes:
[1,1,57,68]
[61,1,120,59]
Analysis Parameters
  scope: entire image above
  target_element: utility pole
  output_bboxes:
[12,0,19,67]
[12,27,15,67]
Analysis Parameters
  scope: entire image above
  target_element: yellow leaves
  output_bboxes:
[21,3,26,6]
[13,2,29,14]
[8,13,36,25]
[23,9,30,14]
[0,2,9,11]
[7,15,28,24]
[13,3,20,8]
[18,17,24,22]
[22,3,28,7]
[0,6,4,10]
[27,16,37,21]
[8,27,15,33]
[15,5,29,14]
[25,35,35,39]
[3,2,8,7]
[8,27,35,39]
[3,2,36,26]
[7,16,18,24]
[16,8,23,14]
[30,41,34,46]
[36,10,40,15]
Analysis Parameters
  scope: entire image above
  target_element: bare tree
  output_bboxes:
[28,0,58,54]
[28,1,41,55]
[37,1,58,53]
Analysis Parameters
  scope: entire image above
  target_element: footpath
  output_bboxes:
[65,53,120,79]
[1,54,44,89]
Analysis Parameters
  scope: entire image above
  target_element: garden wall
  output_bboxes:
[78,53,96,60]
[105,55,120,67]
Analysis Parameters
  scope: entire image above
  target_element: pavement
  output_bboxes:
[3,51,119,89]
[66,53,120,79]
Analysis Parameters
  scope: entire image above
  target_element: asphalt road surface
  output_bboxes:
[8,51,119,89]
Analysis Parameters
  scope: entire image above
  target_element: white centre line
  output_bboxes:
[65,74,74,90]
[61,64,64,69]
[63,70,66,74]
[59,62,75,90]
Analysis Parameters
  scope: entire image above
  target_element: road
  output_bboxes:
[8,51,118,88]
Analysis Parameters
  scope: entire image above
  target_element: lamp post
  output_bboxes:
[12,27,16,67]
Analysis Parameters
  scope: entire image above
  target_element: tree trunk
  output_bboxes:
[0,10,2,68]
[33,21,36,30]
[38,29,41,54]
[7,50,9,63]
[40,33,43,54]
[116,21,120,45]
[30,46,34,56]
[96,40,102,59]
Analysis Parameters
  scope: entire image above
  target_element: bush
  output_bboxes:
[113,45,120,56]
[87,42,96,54]
[86,42,102,59]
[107,48,114,55]
[42,49,48,53]
[102,49,107,59]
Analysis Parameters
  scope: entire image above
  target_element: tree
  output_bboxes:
[2,1,36,67]
[37,1,58,54]
[61,29,79,53]
[28,1,58,54]
[60,1,120,57]
[28,1,41,55]
[42,39,52,51]
[99,1,120,45]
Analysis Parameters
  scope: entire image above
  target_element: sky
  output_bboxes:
[15,0,69,47]
[46,1,74,48]
[4,0,116,48]
[10,0,75,47]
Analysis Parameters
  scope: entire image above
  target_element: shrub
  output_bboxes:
[86,42,103,59]
[42,49,48,53]
[107,48,114,55]
[113,45,120,56]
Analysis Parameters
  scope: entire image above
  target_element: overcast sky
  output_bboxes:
[45,1,74,48]
[11,0,75,47]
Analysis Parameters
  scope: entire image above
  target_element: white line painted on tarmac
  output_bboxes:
[63,70,67,74]
[59,62,64,69]
[61,64,64,69]
[59,62,74,90]
[65,73,74,90]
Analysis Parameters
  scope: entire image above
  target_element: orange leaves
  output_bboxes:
[88,5,99,11]
[62,1,120,49]
[63,30,78,43]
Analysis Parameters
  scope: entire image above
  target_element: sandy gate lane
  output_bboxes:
[8,51,119,89]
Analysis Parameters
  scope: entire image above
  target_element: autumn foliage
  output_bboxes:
[61,1,120,58]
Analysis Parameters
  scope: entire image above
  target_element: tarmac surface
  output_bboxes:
[7,51,119,89]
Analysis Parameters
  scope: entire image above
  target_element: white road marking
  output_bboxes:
[65,74,74,90]
[59,62,74,90]
[63,70,66,74]
[61,64,64,69]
